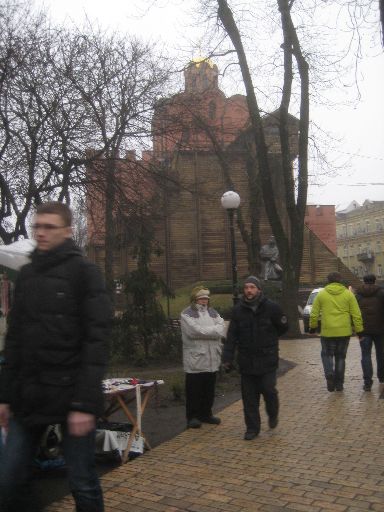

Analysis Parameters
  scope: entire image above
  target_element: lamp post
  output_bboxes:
[221,191,241,304]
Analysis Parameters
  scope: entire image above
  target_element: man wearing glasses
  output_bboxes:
[0,201,111,512]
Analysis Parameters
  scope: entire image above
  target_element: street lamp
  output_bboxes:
[221,191,241,304]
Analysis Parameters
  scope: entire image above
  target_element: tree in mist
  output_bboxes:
[178,0,382,334]
[0,2,172,303]
[213,0,308,335]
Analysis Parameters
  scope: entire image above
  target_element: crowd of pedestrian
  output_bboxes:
[1,202,383,512]
[309,271,384,393]
[180,270,384,443]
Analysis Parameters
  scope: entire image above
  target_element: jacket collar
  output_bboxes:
[31,239,82,271]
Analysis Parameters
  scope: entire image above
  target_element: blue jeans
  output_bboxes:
[0,419,104,512]
[320,337,350,385]
[360,334,384,385]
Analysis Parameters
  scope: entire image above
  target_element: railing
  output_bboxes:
[357,251,374,262]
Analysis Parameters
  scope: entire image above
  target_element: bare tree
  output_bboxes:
[0,3,173,305]
[211,0,308,335]
[59,27,172,297]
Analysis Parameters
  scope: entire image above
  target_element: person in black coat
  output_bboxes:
[355,274,384,391]
[0,201,111,512]
[223,276,288,440]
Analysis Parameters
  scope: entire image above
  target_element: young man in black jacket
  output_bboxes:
[223,276,288,440]
[356,274,384,391]
[0,202,111,512]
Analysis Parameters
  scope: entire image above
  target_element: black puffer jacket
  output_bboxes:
[0,239,111,426]
[223,295,288,375]
[356,284,384,335]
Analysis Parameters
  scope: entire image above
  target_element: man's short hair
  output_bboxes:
[327,272,342,284]
[363,274,376,284]
[35,201,72,227]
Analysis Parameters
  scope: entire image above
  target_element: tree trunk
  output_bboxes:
[104,156,116,306]
[217,0,309,336]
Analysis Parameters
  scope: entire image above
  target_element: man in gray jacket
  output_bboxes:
[180,285,225,429]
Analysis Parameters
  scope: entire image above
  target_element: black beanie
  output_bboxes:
[244,275,262,289]
[363,274,376,284]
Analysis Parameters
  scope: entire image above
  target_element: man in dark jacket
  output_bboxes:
[223,276,288,440]
[356,274,384,391]
[0,202,111,512]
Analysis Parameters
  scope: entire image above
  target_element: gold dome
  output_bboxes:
[190,57,215,68]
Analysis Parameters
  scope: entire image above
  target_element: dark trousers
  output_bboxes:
[360,334,384,384]
[185,372,216,421]
[320,337,350,385]
[0,418,104,512]
[240,372,278,434]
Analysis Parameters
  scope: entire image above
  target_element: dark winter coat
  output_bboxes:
[356,284,384,335]
[223,295,288,375]
[0,239,111,426]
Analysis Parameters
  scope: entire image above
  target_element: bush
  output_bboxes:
[151,324,182,363]
[167,374,185,402]
[109,318,138,365]
[212,304,233,321]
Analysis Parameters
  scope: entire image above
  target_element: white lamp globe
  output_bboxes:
[221,191,240,210]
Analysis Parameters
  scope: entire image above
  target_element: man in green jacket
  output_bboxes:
[309,272,363,392]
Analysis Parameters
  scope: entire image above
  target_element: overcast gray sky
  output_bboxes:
[36,0,384,211]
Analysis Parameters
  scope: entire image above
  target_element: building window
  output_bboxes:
[350,245,354,256]
[376,240,382,253]
[348,224,353,236]
[366,220,370,233]
[378,264,383,277]
[343,245,348,257]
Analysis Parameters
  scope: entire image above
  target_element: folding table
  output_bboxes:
[101,378,164,463]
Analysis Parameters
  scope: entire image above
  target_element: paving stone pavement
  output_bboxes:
[45,337,384,512]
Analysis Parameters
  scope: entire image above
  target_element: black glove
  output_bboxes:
[308,328,317,334]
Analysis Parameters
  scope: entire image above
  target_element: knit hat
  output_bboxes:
[243,276,262,289]
[190,285,210,302]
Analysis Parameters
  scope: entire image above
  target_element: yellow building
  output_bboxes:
[336,200,384,281]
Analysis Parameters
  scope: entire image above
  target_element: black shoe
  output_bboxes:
[187,418,202,429]
[199,416,221,425]
[268,416,278,429]
[244,431,258,440]
[363,383,372,391]
[335,383,343,391]
[326,377,335,392]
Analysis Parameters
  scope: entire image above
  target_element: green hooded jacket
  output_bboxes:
[309,282,363,337]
